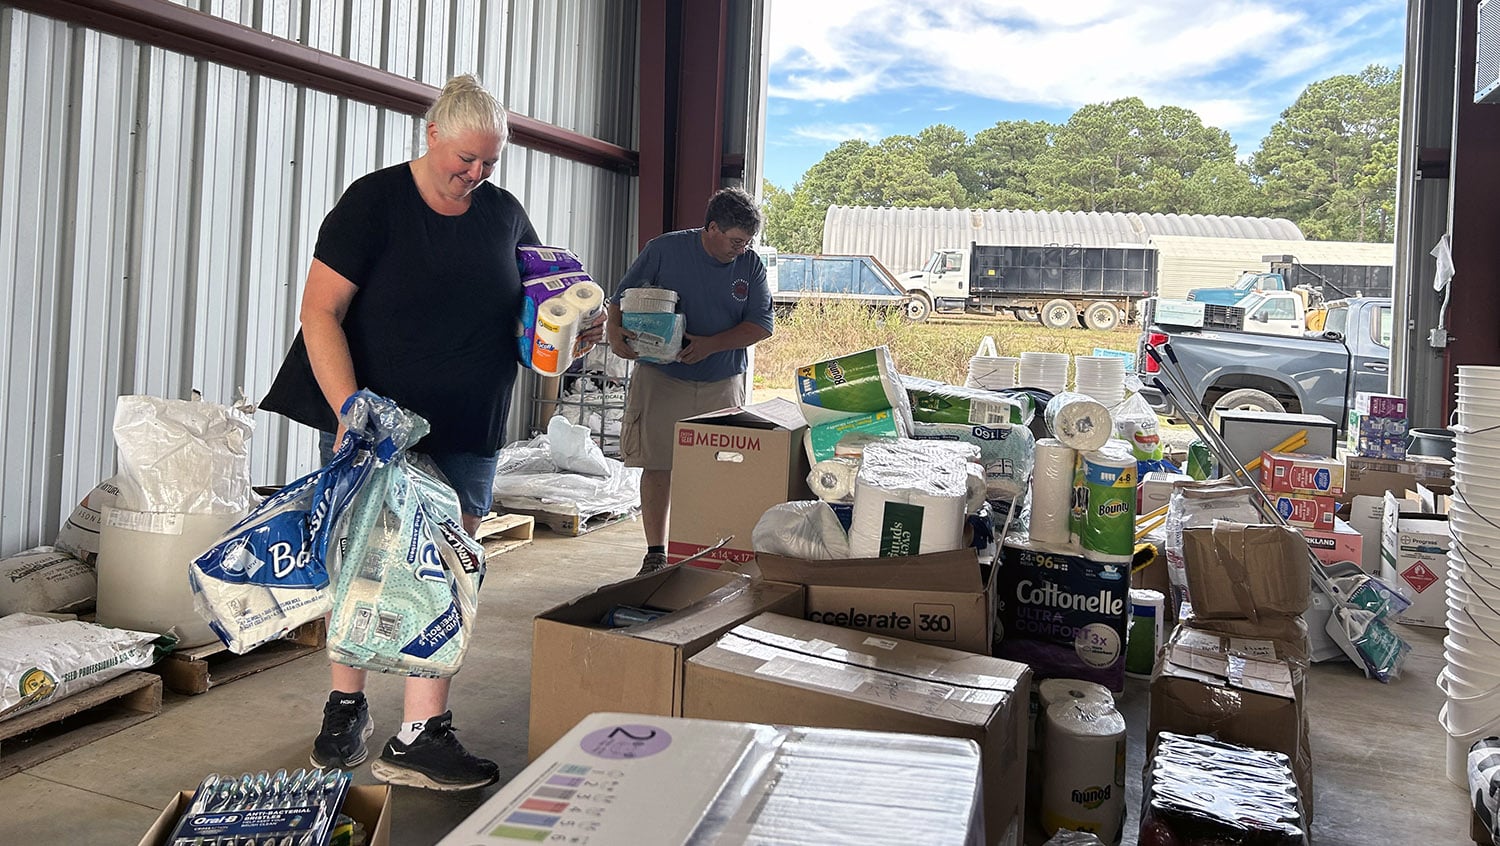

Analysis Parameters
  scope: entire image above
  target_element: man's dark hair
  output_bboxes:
[703,187,762,235]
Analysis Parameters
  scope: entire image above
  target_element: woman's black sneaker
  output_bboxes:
[369,711,499,791]
[310,693,373,768]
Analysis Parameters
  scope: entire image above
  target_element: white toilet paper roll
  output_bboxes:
[1029,438,1077,545]
[562,279,605,323]
[1044,392,1113,452]
[808,458,860,503]
[531,297,582,377]
[1041,700,1127,843]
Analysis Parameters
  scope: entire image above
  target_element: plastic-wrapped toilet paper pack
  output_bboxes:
[1025,438,1077,546]
[807,457,860,503]
[519,270,594,368]
[848,440,969,558]
[803,409,905,463]
[796,347,913,429]
[1044,392,1113,452]
[751,501,852,560]
[517,244,584,277]
[912,421,1036,501]
[902,375,1028,426]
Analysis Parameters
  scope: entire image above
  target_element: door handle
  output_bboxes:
[1365,363,1389,373]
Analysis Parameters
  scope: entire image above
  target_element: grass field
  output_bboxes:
[752,300,1138,390]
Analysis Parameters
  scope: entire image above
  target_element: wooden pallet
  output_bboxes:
[155,618,326,696]
[505,505,639,537]
[477,512,536,560]
[0,671,162,779]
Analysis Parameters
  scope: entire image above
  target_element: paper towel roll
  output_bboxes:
[848,440,968,558]
[912,421,1036,501]
[1044,392,1113,452]
[1037,678,1115,711]
[796,347,912,428]
[1126,589,1165,678]
[1041,700,1127,843]
[562,279,605,323]
[530,297,582,377]
[1077,442,1138,559]
[808,458,860,503]
[1028,438,1077,545]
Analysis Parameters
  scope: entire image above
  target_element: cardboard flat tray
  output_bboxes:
[0,671,162,779]
[154,618,326,695]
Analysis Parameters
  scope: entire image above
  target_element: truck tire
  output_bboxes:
[1040,299,1077,329]
[1210,388,1286,418]
[903,292,931,322]
[1084,301,1120,331]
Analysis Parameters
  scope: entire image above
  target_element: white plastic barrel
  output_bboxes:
[95,506,238,648]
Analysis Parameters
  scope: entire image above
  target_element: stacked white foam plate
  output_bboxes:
[1441,365,1500,784]
[1073,356,1127,408]
[966,355,1019,390]
[1019,352,1069,395]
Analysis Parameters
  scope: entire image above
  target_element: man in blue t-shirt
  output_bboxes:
[606,188,773,574]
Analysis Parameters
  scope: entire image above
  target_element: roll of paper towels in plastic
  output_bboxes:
[752,501,851,560]
[1041,700,1127,843]
[808,457,860,503]
[796,347,912,428]
[1073,442,1138,561]
[1037,678,1115,711]
[1029,438,1077,545]
[1045,392,1113,452]
[848,440,967,558]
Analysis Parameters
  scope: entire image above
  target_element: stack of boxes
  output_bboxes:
[1260,452,1342,532]
[1347,392,1409,459]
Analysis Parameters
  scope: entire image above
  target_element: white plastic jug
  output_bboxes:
[96,506,240,648]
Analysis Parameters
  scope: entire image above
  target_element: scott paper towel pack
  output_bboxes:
[847,440,968,558]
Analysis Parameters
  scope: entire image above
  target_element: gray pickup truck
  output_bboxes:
[1136,297,1393,428]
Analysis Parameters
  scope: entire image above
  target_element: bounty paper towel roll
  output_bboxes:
[808,458,860,503]
[796,347,912,428]
[1044,392,1113,452]
[848,440,968,557]
[562,279,605,323]
[1076,442,1138,560]
[1041,700,1127,843]
[530,297,583,377]
[1028,438,1077,545]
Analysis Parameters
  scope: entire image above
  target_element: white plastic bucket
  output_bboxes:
[95,507,238,648]
[1442,704,1500,786]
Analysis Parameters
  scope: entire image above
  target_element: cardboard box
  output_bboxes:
[683,613,1030,845]
[1272,492,1336,529]
[441,712,986,846]
[1261,451,1345,497]
[140,785,390,846]
[1149,628,1310,804]
[995,538,1130,691]
[527,566,804,757]
[1139,470,1193,516]
[1380,490,1451,628]
[1354,391,1408,418]
[668,398,811,568]
[1346,409,1408,459]
[754,547,997,654]
[1346,495,1387,573]
[1341,454,1453,503]
[1181,523,1311,621]
[1300,517,1363,570]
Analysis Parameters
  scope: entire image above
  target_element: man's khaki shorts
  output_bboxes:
[621,365,746,471]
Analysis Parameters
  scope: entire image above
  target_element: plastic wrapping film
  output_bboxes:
[1113,389,1164,461]
[912,421,1037,501]
[111,393,256,514]
[1027,439,1078,546]
[490,432,642,518]
[902,375,1028,426]
[1044,392,1113,453]
[848,440,969,558]
[1041,700,1127,844]
[1140,732,1308,846]
[751,501,852,560]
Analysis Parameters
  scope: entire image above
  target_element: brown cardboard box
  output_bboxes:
[753,548,996,654]
[1149,628,1311,807]
[1340,454,1453,504]
[667,398,812,568]
[527,566,804,757]
[683,613,1031,846]
[1181,522,1311,621]
[139,785,390,846]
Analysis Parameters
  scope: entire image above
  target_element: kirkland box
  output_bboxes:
[141,785,390,846]
[753,548,996,654]
[440,712,985,846]
[668,398,811,568]
[1300,517,1364,570]
[683,613,1030,846]
[995,537,1130,692]
[1380,490,1451,628]
[527,566,803,757]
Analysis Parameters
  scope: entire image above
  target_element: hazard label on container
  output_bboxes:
[1401,561,1439,594]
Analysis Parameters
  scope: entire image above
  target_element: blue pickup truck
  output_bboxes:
[1136,297,1393,428]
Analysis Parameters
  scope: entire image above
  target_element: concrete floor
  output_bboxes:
[0,518,1477,845]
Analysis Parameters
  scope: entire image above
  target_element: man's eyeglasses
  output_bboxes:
[714,224,751,250]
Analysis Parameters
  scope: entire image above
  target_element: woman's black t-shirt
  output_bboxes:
[262,163,538,453]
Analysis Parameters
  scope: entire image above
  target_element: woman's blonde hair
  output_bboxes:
[426,74,509,144]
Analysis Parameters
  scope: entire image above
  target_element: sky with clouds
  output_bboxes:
[763,0,1408,190]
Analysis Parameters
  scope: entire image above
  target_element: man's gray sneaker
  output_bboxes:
[637,551,671,576]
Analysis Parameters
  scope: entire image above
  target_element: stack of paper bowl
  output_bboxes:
[1441,365,1500,784]
[1019,352,1069,395]
[1073,356,1127,408]
[966,355,1019,391]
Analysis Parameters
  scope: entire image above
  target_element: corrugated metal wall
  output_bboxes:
[821,205,1306,276]
[0,1,639,555]
[1149,236,1397,299]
